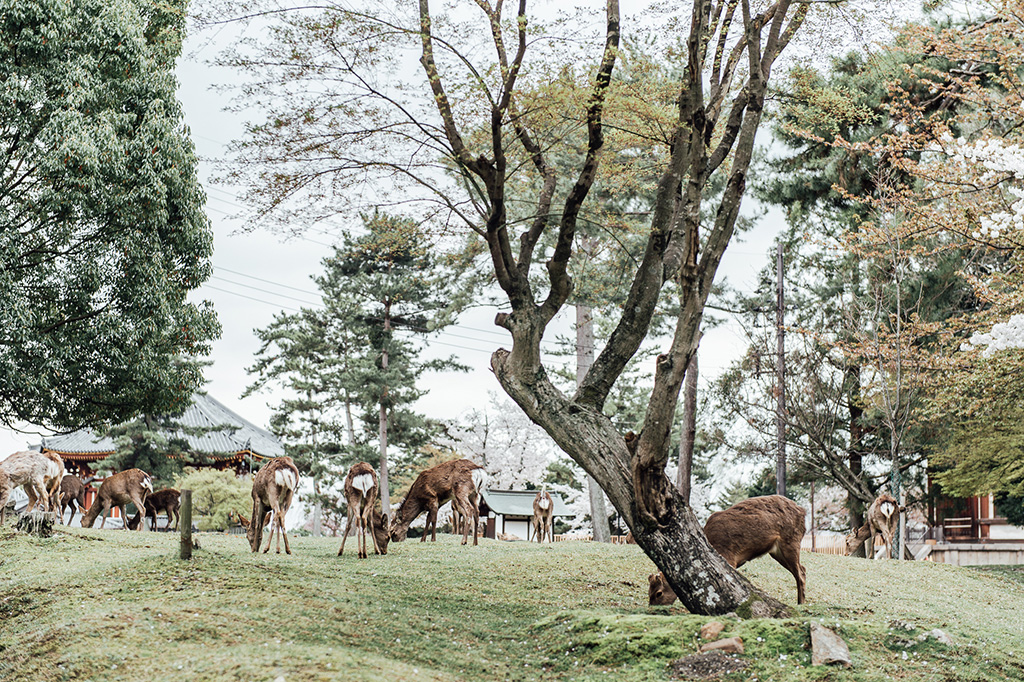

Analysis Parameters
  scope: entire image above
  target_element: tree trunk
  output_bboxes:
[379,298,392,514]
[493,349,789,617]
[312,477,322,538]
[676,351,698,504]
[577,299,611,543]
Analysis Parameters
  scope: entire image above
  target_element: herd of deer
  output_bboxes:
[1,448,904,609]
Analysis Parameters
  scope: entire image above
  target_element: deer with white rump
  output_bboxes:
[846,492,899,559]
[248,456,299,554]
[338,462,390,558]
[80,469,153,530]
[390,458,486,546]
[531,490,553,543]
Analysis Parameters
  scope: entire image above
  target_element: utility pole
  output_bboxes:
[578,300,611,542]
[576,234,611,543]
[379,295,391,515]
[776,243,787,498]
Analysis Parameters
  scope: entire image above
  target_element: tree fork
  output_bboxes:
[491,349,788,617]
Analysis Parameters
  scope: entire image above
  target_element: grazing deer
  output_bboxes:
[228,509,251,529]
[80,469,153,530]
[59,475,92,525]
[337,462,390,559]
[127,488,181,531]
[390,458,486,546]
[648,494,807,606]
[531,490,554,543]
[248,457,299,554]
[846,493,899,559]
[0,450,65,519]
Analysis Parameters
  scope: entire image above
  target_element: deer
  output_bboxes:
[58,475,93,525]
[531,490,554,543]
[247,456,299,554]
[337,462,390,559]
[127,488,181,531]
[80,469,153,530]
[648,494,807,606]
[390,458,487,546]
[846,492,899,559]
[0,450,65,521]
[228,509,251,530]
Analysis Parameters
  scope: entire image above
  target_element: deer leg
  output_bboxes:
[98,500,112,528]
[132,496,149,531]
[262,509,276,553]
[471,494,480,546]
[280,490,293,555]
[771,544,806,604]
[455,497,470,546]
[423,501,438,542]
[339,505,358,556]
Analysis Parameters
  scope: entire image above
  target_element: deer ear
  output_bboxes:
[380,513,389,526]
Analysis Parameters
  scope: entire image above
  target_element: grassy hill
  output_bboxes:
[1,525,1022,682]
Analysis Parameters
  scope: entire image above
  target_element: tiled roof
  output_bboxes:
[42,393,284,459]
[481,489,570,517]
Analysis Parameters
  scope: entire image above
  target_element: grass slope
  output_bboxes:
[1,525,1022,682]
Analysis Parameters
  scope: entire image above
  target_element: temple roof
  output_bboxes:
[41,393,284,461]
[480,489,570,518]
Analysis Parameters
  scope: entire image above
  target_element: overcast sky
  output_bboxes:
[0,6,789,460]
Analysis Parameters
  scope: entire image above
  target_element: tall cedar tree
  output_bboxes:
[0,0,218,430]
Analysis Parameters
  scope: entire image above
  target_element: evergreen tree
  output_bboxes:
[0,0,219,430]
[317,213,469,512]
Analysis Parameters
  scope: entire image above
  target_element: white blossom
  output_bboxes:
[962,314,1024,357]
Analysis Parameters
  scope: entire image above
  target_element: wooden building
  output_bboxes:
[479,489,570,540]
[41,393,284,519]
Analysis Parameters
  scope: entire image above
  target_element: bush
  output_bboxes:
[173,468,251,531]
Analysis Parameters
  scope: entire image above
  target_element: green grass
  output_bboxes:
[1,525,1022,682]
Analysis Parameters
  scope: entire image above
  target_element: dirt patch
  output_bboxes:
[668,651,748,680]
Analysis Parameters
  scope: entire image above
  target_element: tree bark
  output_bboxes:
[676,351,698,504]
[493,351,789,617]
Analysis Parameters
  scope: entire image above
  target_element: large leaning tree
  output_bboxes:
[1,0,219,430]
[210,0,834,615]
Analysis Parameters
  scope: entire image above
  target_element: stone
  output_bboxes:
[917,629,954,646]
[700,621,726,640]
[810,622,852,668]
[699,636,744,654]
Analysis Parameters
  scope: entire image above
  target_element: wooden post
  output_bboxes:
[180,489,192,560]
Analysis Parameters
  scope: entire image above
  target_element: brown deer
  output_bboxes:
[80,469,153,530]
[228,509,251,530]
[531,490,554,543]
[247,456,299,554]
[846,493,899,559]
[648,495,807,606]
[390,458,486,546]
[59,475,92,525]
[337,462,390,559]
[127,488,181,531]
[0,450,65,520]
